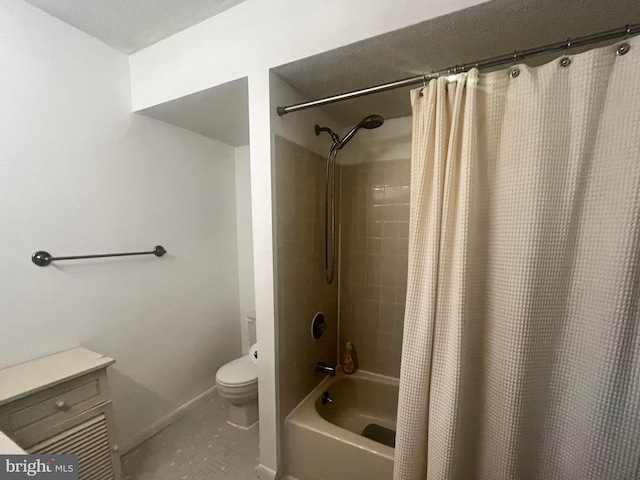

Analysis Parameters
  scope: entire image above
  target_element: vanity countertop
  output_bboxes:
[0,431,25,454]
[0,348,115,407]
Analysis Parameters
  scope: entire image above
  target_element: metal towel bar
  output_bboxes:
[32,245,166,267]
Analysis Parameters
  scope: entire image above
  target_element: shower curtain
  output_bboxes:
[395,37,640,480]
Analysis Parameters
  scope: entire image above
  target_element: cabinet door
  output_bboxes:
[27,402,121,480]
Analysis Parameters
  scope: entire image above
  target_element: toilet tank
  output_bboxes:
[242,311,257,354]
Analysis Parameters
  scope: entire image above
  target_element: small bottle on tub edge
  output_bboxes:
[343,342,358,374]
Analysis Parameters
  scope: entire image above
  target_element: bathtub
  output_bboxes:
[286,370,399,480]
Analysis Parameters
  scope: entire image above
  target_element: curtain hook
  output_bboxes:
[419,73,427,96]
[617,26,631,56]
[509,51,521,78]
[559,38,572,67]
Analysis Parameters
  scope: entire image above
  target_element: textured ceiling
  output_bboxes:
[22,0,247,53]
[138,78,249,147]
[274,0,640,125]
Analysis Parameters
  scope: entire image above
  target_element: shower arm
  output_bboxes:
[315,125,340,144]
[315,123,361,150]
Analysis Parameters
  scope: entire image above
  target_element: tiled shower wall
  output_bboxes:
[274,135,339,421]
[339,159,410,378]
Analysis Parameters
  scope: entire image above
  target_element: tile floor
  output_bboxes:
[122,392,259,479]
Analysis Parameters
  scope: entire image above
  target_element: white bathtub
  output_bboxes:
[286,370,399,480]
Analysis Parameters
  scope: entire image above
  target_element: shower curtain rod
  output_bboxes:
[277,23,640,116]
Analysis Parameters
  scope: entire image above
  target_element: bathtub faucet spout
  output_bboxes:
[316,362,336,377]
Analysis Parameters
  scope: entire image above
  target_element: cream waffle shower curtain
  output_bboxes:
[394,37,640,480]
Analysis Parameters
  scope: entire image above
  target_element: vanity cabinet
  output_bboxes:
[0,348,121,479]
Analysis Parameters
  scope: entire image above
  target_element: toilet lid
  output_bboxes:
[216,355,258,387]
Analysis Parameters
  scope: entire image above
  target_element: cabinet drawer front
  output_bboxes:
[1,372,109,444]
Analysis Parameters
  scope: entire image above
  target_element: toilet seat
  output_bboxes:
[216,355,258,388]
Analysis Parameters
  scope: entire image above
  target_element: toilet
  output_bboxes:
[216,313,258,428]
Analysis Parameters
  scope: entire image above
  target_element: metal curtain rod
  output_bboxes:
[277,23,640,116]
[32,245,167,267]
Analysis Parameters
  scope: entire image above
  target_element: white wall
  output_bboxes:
[234,145,256,352]
[127,1,487,476]
[246,70,280,479]
[268,73,345,473]
[129,0,488,111]
[0,0,242,451]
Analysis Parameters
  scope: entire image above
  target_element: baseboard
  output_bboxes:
[256,463,277,480]
[227,419,259,430]
[119,385,218,455]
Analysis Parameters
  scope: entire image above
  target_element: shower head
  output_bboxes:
[338,114,384,149]
[315,114,384,286]
[360,115,385,129]
[315,114,385,150]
